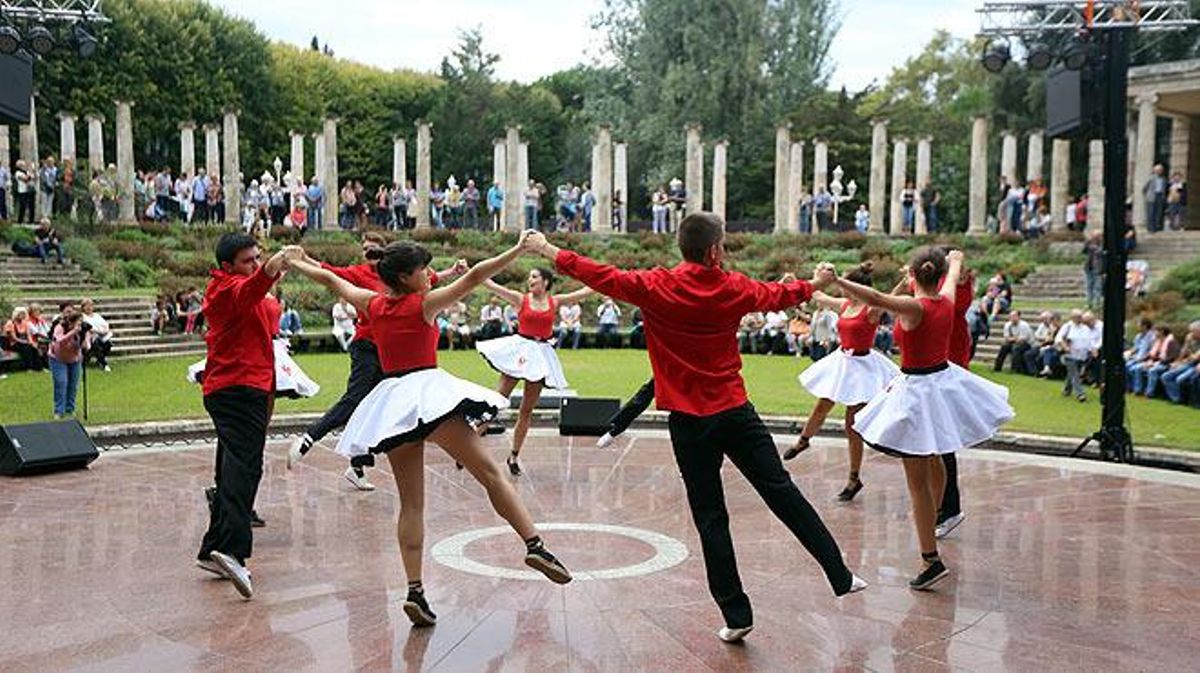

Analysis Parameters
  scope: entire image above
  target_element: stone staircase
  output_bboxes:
[0,251,103,295]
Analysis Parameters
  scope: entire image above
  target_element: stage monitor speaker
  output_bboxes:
[558,397,620,436]
[0,420,99,476]
[1046,65,1099,139]
[0,52,34,125]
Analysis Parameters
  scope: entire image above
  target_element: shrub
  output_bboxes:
[1156,258,1200,303]
[67,238,103,274]
[1130,291,1187,323]
[110,228,158,244]
[165,253,214,277]
[97,239,171,267]
[99,259,159,289]
[0,223,34,245]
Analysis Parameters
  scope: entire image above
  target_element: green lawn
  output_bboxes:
[2,349,1197,450]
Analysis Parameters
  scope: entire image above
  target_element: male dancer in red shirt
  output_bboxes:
[527,215,866,643]
[196,232,293,599]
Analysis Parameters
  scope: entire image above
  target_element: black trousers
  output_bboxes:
[667,403,852,628]
[17,192,34,223]
[608,377,655,436]
[198,386,270,563]
[306,339,381,469]
[86,339,112,368]
[938,453,961,520]
[994,342,1031,374]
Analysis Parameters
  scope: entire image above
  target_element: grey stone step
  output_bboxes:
[111,333,200,346]
[110,341,206,357]
[117,347,208,361]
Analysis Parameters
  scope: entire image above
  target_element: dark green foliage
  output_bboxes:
[1157,259,1200,303]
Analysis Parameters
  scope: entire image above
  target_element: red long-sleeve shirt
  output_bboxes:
[555,250,814,416]
[201,265,280,396]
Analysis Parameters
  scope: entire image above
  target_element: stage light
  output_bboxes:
[0,25,19,55]
[982,40,1011,73]
[1026,42,1054,70]
[72,24,97,58]
[26,24,54,55]
[1062,40,1091,70]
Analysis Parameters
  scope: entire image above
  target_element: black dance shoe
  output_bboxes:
[403,589,438,627]
[908,559,949,591]
[836,479,864,502]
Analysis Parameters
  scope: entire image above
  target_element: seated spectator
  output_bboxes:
[1126,260,1149,297]
[1162,321,1200,404]
[760,309,789,355]
[629,307,645,349]
[79,298,113,372]
[1122,318,1156,390]
[478,298,505,341]
[596,297,622,348]
[1130,325,1179,397]
[287,200,308,234]
[1081,310,1103,385]
[3,307,41,371]
[435,309,454,349]
[150,298,169,336]
[983,272,1013,325]
[994,310,1034,374]
[503,304,519,335]
[179,287,204,334]
[786,310,811,356]
[966,300,989,359]
[448,300,473,349]
[872,311,895,354]
[331,298,357,351]
[278,299,303,336]
[1055,310,1095,402]
[809,306,839,361]
[1028,311,1063,377]
[737,312,765,354]
[34,219,65,265]
[556,301,582,350]
[26,303,51,364]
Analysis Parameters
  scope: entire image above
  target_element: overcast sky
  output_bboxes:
[206,0,982,91]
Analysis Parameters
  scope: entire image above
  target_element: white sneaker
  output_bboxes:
[287,434,313,470]
[209,551,253,599]
[596,432,615,448]
[102,365,112,372]
[717,625,753,643]
[847,574,869,594]
[935,513,965,539]
[196,558,228,579]
[344,467,376,491]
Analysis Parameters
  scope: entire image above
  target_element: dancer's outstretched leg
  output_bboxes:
[902,456,948,591]
[384,443,436,626]
[786,398,834,459]
[507,380,543,476]
[429,417,571,584]
[838,404,866,501]
[598,377,655,448]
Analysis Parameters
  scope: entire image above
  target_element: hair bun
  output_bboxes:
[364,247,385,261]
[920,260,935,271]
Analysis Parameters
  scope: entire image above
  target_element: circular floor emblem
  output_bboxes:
[431,522,689,581]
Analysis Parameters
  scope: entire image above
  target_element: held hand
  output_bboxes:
[280,245,306,261]
[812,263,837,289]
[947,249,965,265]
[523,230,548,252]
[452,258,469,275]
[779,272,797,284]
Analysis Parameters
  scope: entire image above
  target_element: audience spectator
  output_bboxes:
[34,219,64,265]
[854,204,869,234]
[786,310,812,356]
[79,298,113,372]
[48,305,86,418]
[523,180,541,230]
[1166,171,1187,231]
[1082,231,1104,309]
[445,301,473,349]
[27,303,51,363]
[628,307,645,349]
[556,301,583,349]
[178,288,204,334]
[3,307,41,371]
[738,312,765,354]
[1161,322,1200,404]
[503,303,519,335]
[305,178,323,230]
[487,180,504,231]
[874,311,895,354]
[983,272,1013,325]
[809,305,839,360]
[1122,318,1157,390]
[463,179,481,230]
[479,298,505,341]
[278,299,303,336]
[596,297,622,348]
[1131,325,1179,397]
[994,310,1034,374]
[651,185,669,234]
[39,156,58,218]
[0,160,9,222]
[331,298,357,351]
[150,298,169,335]
[1055,310,1095,402]
[1082,310,1103,385]
[14,160,34,223]
[1028,311,1063,377]
[761,309,789,355]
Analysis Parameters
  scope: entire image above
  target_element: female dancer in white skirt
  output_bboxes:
[785,262,898,502]
[476,270,591,476]
[281,235,572,627]
[828,248,1012,590]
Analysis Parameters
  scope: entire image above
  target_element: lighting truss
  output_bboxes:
[0,0,109,23]
[978,1,1194,36]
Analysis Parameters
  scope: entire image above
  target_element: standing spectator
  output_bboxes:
[813,187,834,233]
[1083,231,1104,309]
[3,307,40,371]
[667,178,687,230]
[209,176,225,224]
[523,180,541,230]
[154,167,173,221]
[429,181,446,228]
[305,177,323,230]
[175,172,193,223]
[150,298,169,335]
[331,298,357,351]
[405,180,419,229]
[269,180,287,227]
[339,180,356,229]
[799,191,813,234]
[993,310,1033,374]
[479,298,505,341]
[373,184,390,227]
[1132,325,1180,396]
[1162,322,1200,403]
[487,180,504,231]
[353,181,367,228]
[920,181,940,232]
[809,305,839,360]
[1028,311,1063,376]
[651,185,669,234]
[14,159,34,223]
[580,181,595,232]
[192,169,209,224]
[1055,310,1095,402]
[1143,163,1167,233]
[1081,310,1103,385]
[900,181,917,234]
[278,298,303,336]
[79,298,113,372]
[39,156,58,217]
[34,219,64,265]
[854,204,869,234]
[596,296,621,348]
[0,159,10,221]
[1167,171,1187,231]
[556,301,582,349]
[1074,194,1089,231]
[389,182,407,231]
[445,179,463,228]
[48,305,86,418]
[612,189,624,231]
[463,179,481,229]
[1006,181,1026,233]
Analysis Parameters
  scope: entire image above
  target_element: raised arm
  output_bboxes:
[807,290,846,312]
[286,255,377,315]
[553,286,594,304]
[940,250,965,302]
[436,258,469,283]
[531,232,649,304]
[481,278,525,307]
[832,275,923,325]
[422,233,529,322]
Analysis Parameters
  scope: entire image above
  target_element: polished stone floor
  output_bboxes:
[1,429,1197,672]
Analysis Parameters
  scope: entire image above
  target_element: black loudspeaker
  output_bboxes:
[0,420,99,476]
[558,397,621,436]
[0,52,34,125]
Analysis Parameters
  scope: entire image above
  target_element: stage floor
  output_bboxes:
[1,429,1197,672]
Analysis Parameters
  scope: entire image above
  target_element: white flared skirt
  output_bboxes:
[185,339,321,399]
[798,348,900,406]
[475,335,568,389]
[335,368,509,457]
[853,364,1014,456]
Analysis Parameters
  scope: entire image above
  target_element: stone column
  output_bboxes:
[1001,131,1019,185]
[786,141,805,233]
[178,121,195,177]
[773,122,791,232]
[19,95,39,218]
[290,131,305,185]
[684,123,703,214]
[415,120,432,229]
[1050,138,1071,230]
[812,139,829,193]
[1088,139,1105,233]
[391,135,406,187]
[968,116,989,235]
[518,142,529,228]
[58,113,77,167]
[1132,93,1158,232]
[1026,129,1045,183]
[86,114,105,174]
[915,136,932,235]
[890,138,908,235]
[204,124,220,179]
[868,119,888,234]
[504,125,521,231]
[115,100,135,222]
[710,140,727,222]
[590,143,601,212]
[223,108,242,225]
[614,141,629,232]
[0,126,10,216]
[492,138,506,190]
[594,125,613,233]
[312,132,325,183]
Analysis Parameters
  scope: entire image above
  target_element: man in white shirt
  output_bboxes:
[80,298,113,372]
[556,302,582,349]
[738,312,765,353]
[596,297,621,348]
[479,299,504,340]
[1082,310,1104,385]
[331,298,357,351]
[1054,310,1092,401]
[809,307,840,361]
[761,309,789,355]
[994,310,1034,373]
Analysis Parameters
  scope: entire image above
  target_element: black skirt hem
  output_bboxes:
[370,399,501,454]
